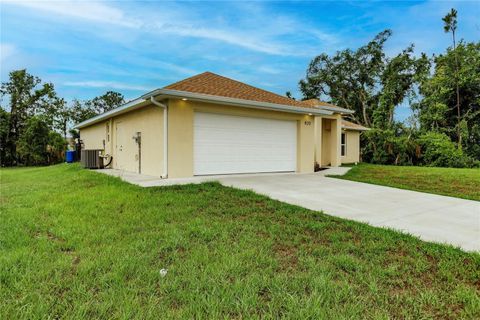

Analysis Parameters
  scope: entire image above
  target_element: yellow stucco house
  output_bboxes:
[76,72,368,178]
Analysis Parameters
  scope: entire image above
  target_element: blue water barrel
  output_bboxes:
[66,150,75,163]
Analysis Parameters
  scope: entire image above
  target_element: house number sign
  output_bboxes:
[304,121,312,126]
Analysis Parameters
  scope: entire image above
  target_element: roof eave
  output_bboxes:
[75,88,334,129]
[143,89,333,116]
[342,126,370,131]
[74,98,146,129]
[316,105,354,114]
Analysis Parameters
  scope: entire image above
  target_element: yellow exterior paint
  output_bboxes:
[341,130,360,164]
[80,121,108,150]
[330,114,342,167]
[111,105,164,176]
[321,119,331,166]
[80,98,362,177]
[167,99,315,178]
[314,115,342,167]
[80,105,164,176]
[314,116,322,165]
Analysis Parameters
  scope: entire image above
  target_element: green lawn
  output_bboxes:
[329,163,480,201]
[1,165,479,319]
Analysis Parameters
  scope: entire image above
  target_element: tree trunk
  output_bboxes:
[358,91,370,126]
[7,100,18,166]
[362,101,370,127]
[452,31,462,149]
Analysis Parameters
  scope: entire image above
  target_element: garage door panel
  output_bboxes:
[194,112,297,175]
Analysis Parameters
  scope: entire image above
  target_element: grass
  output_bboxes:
[1,164,479,319]
[329,163,480,201]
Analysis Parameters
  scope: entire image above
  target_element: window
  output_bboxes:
[341,133,346,156]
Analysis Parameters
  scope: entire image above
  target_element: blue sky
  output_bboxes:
[1,0,479,121]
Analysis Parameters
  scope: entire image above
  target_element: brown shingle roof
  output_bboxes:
[164,72,313,108]
[342,120,369,131]
[302,98,353,114]
[302,98,337,108]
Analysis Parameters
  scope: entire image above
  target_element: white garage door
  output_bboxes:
[194,112,297,175]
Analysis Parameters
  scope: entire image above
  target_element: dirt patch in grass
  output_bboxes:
[273,243,299,271]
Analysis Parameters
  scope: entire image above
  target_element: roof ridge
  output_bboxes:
[164,71,303,106]
[163,71,212,89]
[204,72,299,104]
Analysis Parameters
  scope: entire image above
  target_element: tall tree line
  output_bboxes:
[299,8,479,168]
[0,70,125,166]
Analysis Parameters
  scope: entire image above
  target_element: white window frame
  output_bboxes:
[341,132,346,156]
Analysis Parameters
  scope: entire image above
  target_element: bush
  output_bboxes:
[362,127,418,166]
[417,132,479,168]
[0,108,11,166]
[361,127,479,168]
[47,131,66,164]
[16,116,65,166]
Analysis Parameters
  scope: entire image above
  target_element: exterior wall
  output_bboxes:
[80,121,108,150]
[168,99,315,178]
[314,115,342,167]
[321,119,331,166]
[330,114,342,167]
[314,117,322,165]
[341,130,360,164]
[111,105,164,176]
[80,105,164,177]
[81,99,315,178]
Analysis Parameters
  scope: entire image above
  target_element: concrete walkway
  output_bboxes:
[96,168,480,251]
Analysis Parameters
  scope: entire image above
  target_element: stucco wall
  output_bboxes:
[80,121,107,150]
[321,119,331,166]
[112,105,164,176]
[80,105,164,176]
[315,115,342,167]
[167,99,315,178]
[81,99,316,178]
[341,130,360,164]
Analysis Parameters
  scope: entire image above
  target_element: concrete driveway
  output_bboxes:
[97,168,480,251]
[218,172,480,252]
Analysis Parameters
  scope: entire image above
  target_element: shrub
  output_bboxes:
[361,128,479,168]
[362,127,418,166]
[417,132,479,168]
[16,116,65,166]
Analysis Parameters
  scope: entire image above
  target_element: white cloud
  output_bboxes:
[2,0,337,56]
[63,80,154,91]
[154,23,289,56]
[0,43,16,63]
[257,65,282,75]
[1,0,140,28]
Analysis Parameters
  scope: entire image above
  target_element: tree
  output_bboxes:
[0,108,10,165]
[70,99,96,125]
[374,47,429,128]
[299,30,428,128]
[415,42,480,160]
[442,8,462,147]
[70,91,124,126]
[285,91,295,100]
[16,116,66,166]
[0,69,58,165]
[53,98,71,139]
[87,91,125,114]
[16,116,51,166]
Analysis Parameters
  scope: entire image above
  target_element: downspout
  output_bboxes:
[150,96,168,178]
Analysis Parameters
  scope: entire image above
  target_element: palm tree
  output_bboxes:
[442,8,461,148]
